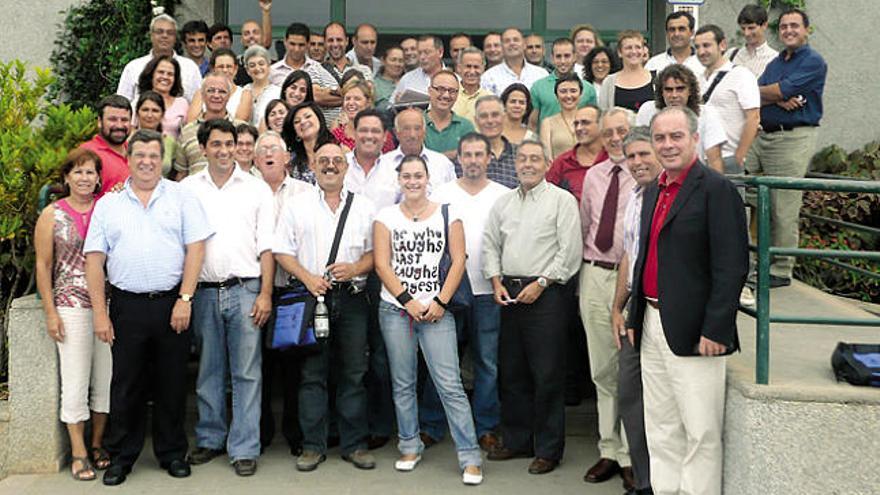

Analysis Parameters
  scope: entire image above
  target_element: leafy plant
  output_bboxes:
[796,142,880,302]
[49,0,181,109]
[0,60,98,381]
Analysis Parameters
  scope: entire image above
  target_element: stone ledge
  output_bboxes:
[0,400,9,422]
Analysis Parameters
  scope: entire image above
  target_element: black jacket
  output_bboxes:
[626,162,748,356]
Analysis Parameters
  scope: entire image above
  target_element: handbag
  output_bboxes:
[438,203,474,312]
[265,193,355,350]
[831,342,880,387]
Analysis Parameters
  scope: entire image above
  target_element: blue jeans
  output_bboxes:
[193,279,263,460]
[378,301,481,469]
[420,295,500,439]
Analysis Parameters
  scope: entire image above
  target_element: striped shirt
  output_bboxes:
[729,42,779,78]
[622,184,644,290]
[84,179,213,292]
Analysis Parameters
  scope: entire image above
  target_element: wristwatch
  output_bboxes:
[537,277,549,288]
[179,293,193,302]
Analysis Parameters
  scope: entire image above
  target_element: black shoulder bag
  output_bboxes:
[437,204,474,312]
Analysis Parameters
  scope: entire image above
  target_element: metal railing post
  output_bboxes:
[756,184,772,385]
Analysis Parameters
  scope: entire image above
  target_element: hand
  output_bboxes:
[515,281,544,305]
[250,292,272,327]
[698,336,727,356]
[735,150,747,168]
[109,182,125,193]
[326,262,357,282]
[776,97,804,111]
[303,273,332,297]
[259,0,272,11]
[170,299,192,333]
[422,300,446,323]
[493,284,514,306]
[611,309,626,350]
[94,311,115,344]
[403,299,426,321]
[46,311,65,343]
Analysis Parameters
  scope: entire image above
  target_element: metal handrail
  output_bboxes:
[734,175,880,384]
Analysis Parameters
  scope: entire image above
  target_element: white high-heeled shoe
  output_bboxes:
[394,455,422,472]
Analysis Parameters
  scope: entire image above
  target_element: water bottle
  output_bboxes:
[314,295,330,339]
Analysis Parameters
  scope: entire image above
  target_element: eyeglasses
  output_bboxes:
[255,145,285,156]
[431,86,459,96]
[152,28,176,37]
[316,156,346,167]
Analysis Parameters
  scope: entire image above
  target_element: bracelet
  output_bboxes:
[433,296,448,310]
[396,290,413,306]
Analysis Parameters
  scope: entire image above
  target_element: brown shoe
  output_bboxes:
[419,432,439,449]
[583,458,621,483]
[528,457,559,475]
[621,466,635,491]
[478,433,500,452]
[367,435,389,450]
[487,446,532,461]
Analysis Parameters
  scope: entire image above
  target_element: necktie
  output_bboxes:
[594,165,621,253]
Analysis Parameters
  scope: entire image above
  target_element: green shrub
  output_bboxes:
[0,60,98,380]
[796,142,880,302]
[50,0,181,109]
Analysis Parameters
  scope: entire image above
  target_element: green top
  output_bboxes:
[423,111,475,153]
[530,73,597,127]
[374,75,397,112]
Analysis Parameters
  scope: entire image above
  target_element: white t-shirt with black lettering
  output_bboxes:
[375,204,462,308]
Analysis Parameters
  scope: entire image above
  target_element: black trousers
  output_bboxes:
[498,284,568,460]
[619,334,651,490]
[105,289,189,468]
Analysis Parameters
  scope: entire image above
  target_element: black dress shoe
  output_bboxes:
[584,458,621,483]
[769,275,792,288]
[528,457,559,474]
[487,446,533,461]
[102,464,131,486]
[164,459,191,478]
[367,435,390,450]
[233,459,257,476]
[187,447,225,465]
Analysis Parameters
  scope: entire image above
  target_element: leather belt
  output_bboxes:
[646,298,660,309]
[762,123,816,133]
[584,259,619,271]
[198,277,257,289]
[110,285,179,300]
[501,276,538,287]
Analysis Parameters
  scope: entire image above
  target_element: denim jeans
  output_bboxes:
[378,301,481,469]
[299,289,370,455]
[193,278,263,460]
[420,295,500,439]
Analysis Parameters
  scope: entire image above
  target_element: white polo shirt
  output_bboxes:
[481,58,549,96]
[644,48,705,81]
[181,166,275,282]
[699,62,760,158]
[117,51,203,103]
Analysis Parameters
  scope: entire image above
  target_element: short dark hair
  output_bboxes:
[500,83,533,125]
[554,72,583,95]
[551,37,574,52]
[236,123,258,142]
[666,11,695,31]
[209,48,237,69]
[181,20,209,39]
[779,8,810,28]
[353,108,386,131]
[135,90,166,133]
[450,32,472,43]
[418,34,444,51]
[285,22,310,40]
[137,55,183,98]
[60,147,103,195]
[197,119,238,147]
[695,24,726,44]
[457,131,491,156]
[737,4,769,25]
[396,154,429,174]
[656,64,701,116]
[97,94,132,120]
[208,23,233,42]
[582,46,622,83]
[128,129,164,156]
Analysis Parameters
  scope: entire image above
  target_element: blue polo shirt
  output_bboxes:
[758,44,827,128]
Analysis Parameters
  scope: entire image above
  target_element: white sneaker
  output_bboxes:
[740,286,756,307]
[462,466,483,485]
[394,455,421,472]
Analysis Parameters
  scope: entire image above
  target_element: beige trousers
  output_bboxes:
[56,306,113,424]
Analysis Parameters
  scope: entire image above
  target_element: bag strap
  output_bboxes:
[326,192,354,266]
[701,70,729,104]
[441,203,450,256]
[728,47,741,63]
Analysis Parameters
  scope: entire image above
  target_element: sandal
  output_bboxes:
[90,447,111,470]
[71,456,96,481]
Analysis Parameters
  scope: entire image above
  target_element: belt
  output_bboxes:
[110,285,179,300]
[198,277,257,289]
[329,279,366,295]
[762,123,816,133]
[501,276,538,287]
[646,298,660,309]
[584,258,619,271]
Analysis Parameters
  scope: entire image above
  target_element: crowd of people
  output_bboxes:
[34,2,827,494]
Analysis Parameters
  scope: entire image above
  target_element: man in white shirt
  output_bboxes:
[181,119,274,477]
[391,34,446,104]
[695,25,760,175]
[346,23,382,75]
[274,142,377,472]
[269,23,321,86]
[481,27,549,96]
[420,132,510,452]
[371,108,457,211]
[729,4,779,78]
[644,11,703,77]
[117,14,202,103]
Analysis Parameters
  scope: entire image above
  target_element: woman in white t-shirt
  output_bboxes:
[373,155,483,485]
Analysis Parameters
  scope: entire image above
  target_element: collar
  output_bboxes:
[658,158,697,188]
[517,179,548,200]
[746,41,771,55]
[196,111,231,124]
[123,177,167,207]
[782,43,810,61]
[665,46,696,59]
[392,146,429,162]
[197,164,247,189]
[317,186,350,208]
[502,58,530,75]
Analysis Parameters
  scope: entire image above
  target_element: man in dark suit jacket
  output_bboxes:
[625,106,748,495]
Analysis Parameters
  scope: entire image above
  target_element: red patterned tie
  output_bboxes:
[594,165,621,253]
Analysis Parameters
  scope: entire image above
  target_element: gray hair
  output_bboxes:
[150,14,177,32]
[394,107,425,131]
[457,46,486,67]
[254,130,285,150]
[650,106,699,135]
[622,126,652,152]
[201,71,234,92]
[600,106,636,131]
[474,94,503,112]
[517,139,546,159]
[243,44,271,66]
